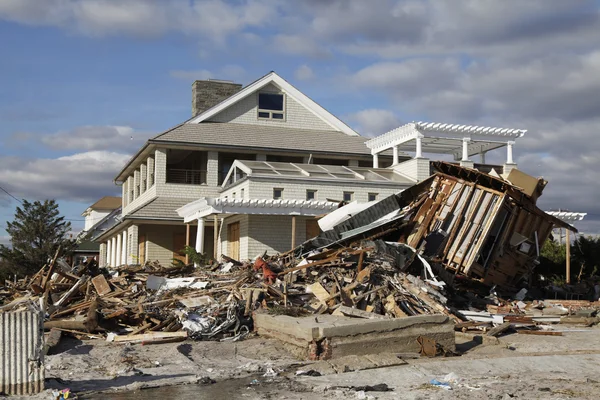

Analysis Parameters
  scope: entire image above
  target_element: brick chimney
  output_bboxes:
[192,79,243,117]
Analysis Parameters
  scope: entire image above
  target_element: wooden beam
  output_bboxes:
[566,229,571,284]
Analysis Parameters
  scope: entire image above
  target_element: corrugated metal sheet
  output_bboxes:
[0,310,45,395]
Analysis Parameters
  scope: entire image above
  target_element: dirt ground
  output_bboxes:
[13,324,600,399]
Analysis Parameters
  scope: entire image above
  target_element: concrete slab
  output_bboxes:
[329,354,378,373]
[254,311,455,360]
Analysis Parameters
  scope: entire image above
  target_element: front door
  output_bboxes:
[227,222,240,260]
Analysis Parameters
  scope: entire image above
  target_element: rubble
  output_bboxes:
[0,162,596,354]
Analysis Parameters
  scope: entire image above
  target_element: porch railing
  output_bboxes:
[166,169,207,185]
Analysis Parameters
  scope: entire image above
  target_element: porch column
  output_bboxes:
[106,240,112,267]
[121,231,128,266]
[480,151,486,164]
[506,141,514,164]
[213,215,219,259]
[185,224,190,264]
[392,146,399,165]
[372,153,379,168]
[195,218,205,255]
[291,215,297,250]
[111,237,117,267]
[116,233,122,267]
[461,138,470,161]
[415,135,423,158]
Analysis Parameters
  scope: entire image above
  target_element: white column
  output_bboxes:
[111,237,117,267]
[392,146,399,165]
[416,135,423,158]
[195,218,205,255]
[122,231,128,266]
[506,141,515,164]
[462,138,470,161]
[480,150,486,164]
[106,240,112,267]
[116,234,122,267]
[373,153,379,168]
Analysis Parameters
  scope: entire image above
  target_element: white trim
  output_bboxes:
[187,72,359,137]
[545,211,587,222]
[177,197,337,224]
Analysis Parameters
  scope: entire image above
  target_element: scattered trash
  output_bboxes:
[429,379,452,390]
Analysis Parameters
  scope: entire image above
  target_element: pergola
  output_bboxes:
[365,121,526,167]
[545,211,587,284]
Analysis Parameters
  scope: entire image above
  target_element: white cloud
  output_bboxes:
[0,0,282,40]
[294,65,315,81]
[170,64,246,82]
[345,109,402,137]
[0,151,128,204]
[0,235,10,246]
[40,125,148,153]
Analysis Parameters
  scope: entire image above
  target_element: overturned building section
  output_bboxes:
[309,161,576,288]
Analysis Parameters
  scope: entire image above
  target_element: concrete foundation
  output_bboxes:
[253,313,455,360]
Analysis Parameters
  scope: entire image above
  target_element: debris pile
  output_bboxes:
[0,162,593,345]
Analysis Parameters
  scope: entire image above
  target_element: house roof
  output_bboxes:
[223,160,416,189]
[187,71,359,136]
[88,196,122,211]
[151,122,379,157]
[125,197,190,221]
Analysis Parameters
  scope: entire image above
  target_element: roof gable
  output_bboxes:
[187,72,359,137]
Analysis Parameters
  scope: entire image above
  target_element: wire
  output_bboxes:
[0,185,23,204]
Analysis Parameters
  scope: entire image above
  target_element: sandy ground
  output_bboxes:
[11,325,600,399]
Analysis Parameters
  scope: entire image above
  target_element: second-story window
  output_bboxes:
[306,189,316,201]
[343,191,354,202]
[273,188,283,200]
[258,93,284,120]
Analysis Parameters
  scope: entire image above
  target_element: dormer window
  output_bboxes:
[258,93,284,120]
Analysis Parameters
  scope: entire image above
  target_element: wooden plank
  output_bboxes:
[54,276,89,307]
[112,331,188,343]
[517,330,562,336]
[486,322,511,337]
[308,282,330,303]
[91,275,112,296]
[337,305,390,319]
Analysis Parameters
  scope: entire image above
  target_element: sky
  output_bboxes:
[1,0,600,245]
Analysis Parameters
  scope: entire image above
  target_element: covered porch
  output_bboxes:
[177,198,338,261]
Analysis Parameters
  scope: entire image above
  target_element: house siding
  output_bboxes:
[142,224,186,266]
[208,83,335,131]
[246,215,309,258]
[218,215,249,260]
[228,179,406,204]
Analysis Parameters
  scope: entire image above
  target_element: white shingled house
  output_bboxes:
[95,72,413,266]
[96,71,526,266]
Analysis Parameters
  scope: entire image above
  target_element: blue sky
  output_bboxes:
[1,0,600,244]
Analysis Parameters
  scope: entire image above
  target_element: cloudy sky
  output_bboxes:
[1,0,599,244]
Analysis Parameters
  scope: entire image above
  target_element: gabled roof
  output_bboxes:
[186,71,359,137]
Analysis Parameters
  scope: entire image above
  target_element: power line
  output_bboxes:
[0,185,23,204]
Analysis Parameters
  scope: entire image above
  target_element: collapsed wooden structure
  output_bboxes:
[310,161,576,288]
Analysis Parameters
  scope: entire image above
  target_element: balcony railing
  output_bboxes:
[166,169,207,185]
